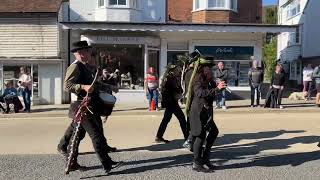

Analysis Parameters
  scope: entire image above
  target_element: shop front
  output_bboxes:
[62,22,296,102]
[0,59,63,105]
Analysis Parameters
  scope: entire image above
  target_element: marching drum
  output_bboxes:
[98,91,117,116]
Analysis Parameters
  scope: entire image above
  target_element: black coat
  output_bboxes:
[189,74,217,136]
[161,75,182,108]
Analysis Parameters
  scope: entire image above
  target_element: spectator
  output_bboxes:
[302,64,313,101]
[312,65,320,106]
[145,67,159,111]
[214,61,228,109]
[101,68,117,94]
[0,81,19,113]
[248,60,264,107]
[266,64,286,109]
[18,66,32,113]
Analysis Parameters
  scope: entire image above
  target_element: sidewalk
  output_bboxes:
[0,98,318,119]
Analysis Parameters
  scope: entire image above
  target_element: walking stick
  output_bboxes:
[65,70,99,175]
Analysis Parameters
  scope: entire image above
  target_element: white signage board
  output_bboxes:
[81,35,160,47]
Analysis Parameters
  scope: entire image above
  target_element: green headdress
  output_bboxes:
[185,56,215,116]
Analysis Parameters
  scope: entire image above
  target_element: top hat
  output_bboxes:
[71,41,92,53]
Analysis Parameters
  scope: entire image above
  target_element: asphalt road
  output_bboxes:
[1,101,320,180]
[1,149,320,180]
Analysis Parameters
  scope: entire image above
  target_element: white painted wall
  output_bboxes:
[39,64,63,104]
[277,0,320,62]
[70,0,96,21]
[68,0,165,22]
[0,18,59,58]
[301,0,320,57]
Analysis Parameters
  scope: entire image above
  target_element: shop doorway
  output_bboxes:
[148,50,160,77]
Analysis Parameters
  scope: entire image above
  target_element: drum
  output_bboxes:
[99,92,117,105]
[98,91,117,116]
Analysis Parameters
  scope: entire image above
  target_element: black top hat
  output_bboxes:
[71,41,92,53]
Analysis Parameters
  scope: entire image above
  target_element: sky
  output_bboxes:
[263,0,277,6]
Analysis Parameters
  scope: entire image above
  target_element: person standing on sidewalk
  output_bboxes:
[18,66,32,113]
[188,58,226,172]
[270,64,286,109]
[312,65,320,106]
[145,67,159,111]
[214,61,228,109]
[248,60,264,107]
[302,64,313,101]
[59,41,122,174]
[155,64,188,143]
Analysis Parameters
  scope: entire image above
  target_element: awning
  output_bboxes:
[60,22,297,33]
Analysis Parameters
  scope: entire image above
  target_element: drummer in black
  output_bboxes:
[61,41,122,174]
[188,58,226,172]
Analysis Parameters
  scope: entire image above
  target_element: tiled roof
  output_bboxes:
[0,0,63,13]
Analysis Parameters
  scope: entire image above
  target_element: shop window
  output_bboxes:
[167,51,189,65]
[196,46,253,87]
[96,45,144,90]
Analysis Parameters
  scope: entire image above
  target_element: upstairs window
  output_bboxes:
[98,0,105,7]
[209,0,226,8]
[194,0,237,11]
[286,0,301,19]
[109,0,127,6]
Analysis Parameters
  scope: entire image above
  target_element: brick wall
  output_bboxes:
[231,0,262,23]
[192,10,231,23]
[168,0,262,24]
[167,0,193,22]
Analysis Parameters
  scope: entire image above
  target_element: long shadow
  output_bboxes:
[80,130,320,178]
[79,139,186,156]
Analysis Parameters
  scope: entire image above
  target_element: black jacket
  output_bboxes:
[189,74,217,136]
[161,75,182,108]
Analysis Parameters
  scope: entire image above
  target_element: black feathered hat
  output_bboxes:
[71,41,92,53]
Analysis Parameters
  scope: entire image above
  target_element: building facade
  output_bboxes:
[278,0,320,85]
[60,0,295,102]
[0,0,67,105]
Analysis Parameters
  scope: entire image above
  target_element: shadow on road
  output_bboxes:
[80,130,320,179]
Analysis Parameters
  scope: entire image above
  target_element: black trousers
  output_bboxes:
[58,120,86,155]
[273,88,283,106]
[156,102,189,140]
[193,120,219,165]
[59,114,113,169]
[250,84,261,106]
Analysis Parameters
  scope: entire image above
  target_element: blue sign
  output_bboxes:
[195,46,254,60]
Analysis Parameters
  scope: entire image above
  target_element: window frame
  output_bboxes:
[193,0,237,12]
[108,0,128,7]
[98,0,105,7]
[286,0,301,19]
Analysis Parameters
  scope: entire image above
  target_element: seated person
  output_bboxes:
[0,81,20,113]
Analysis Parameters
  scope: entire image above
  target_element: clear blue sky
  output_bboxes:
[263,0,277,5]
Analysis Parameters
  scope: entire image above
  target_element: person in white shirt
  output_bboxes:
[302,64,313,101]
[18,67,32,112]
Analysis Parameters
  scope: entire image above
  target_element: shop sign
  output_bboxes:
[82,35,160,47]
[195,46,254,60]
[3,71,14,79]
